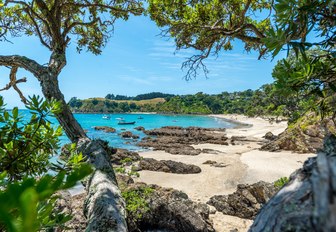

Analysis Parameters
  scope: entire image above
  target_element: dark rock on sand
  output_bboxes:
[202,160,228,168]
[263,131,277,141]
[207,181,279,220]
[124,182,215,232]
[110,148,141,165]
[139,158,201,174]
[93,126,116,133]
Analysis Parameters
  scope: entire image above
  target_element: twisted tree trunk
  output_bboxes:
[0,54,128,232]
[249,134,336,232]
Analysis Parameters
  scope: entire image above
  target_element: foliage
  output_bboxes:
[147,0,272,79]
[0,95,62,181]
[0,0,143,55]
[122,186,154,220]
[0,97,93,232]
[274,177,289,188]
[69,84,313,121]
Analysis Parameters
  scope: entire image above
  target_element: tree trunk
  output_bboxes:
[77,139,128,232]
[39,72,87,142]
[249,134,336,232]
[39,71,128,231]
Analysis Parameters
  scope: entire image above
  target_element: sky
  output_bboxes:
[0,15,285,108]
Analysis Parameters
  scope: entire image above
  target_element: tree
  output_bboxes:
[149,0,336,230]
[0,1,143,231]
[148,0,272,79]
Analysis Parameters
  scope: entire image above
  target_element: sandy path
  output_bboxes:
[136,114,315,232]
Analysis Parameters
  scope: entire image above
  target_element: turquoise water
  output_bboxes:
[19,111,236,151]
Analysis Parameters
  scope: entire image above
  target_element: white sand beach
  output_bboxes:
[136,114,315,232]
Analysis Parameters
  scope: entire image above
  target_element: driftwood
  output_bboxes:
[249,134,336,232]
[77,139,128,232]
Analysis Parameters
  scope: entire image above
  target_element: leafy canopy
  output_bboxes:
[148,0,272,79]
[0,0,144,54]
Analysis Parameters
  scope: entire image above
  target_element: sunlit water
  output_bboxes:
[18,111,237,151]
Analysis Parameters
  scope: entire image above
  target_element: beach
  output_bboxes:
[136,114,315,231]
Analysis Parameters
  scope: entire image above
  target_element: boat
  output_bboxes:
[102,115,111,120]
[137,116,144,119]
[118,120,136,125]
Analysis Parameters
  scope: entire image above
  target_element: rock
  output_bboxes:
[123,182,215,232]
[93,126,116,133]
[120,131,139,139]
[261,112,335,153]
[139,158,201,174]
[110,148,141,165]
[250,135,336,231]
[134,126,145,131]
[138,128,229,156]
[203,160,217,165]
[116,174,135,188]
[207,181,279,220]
[202,148,222,154]
[203,160,228,168]
[263,131,277,141]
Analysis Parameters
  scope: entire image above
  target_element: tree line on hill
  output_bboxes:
[105,92,175,101]
[69,82,316,123]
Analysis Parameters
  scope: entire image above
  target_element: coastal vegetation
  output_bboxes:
[69,83,316,123]
[0,0,335,231]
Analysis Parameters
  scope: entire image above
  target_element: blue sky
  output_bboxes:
[0,15,285,108]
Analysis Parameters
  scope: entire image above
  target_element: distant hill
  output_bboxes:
[68,85,314,121]
[68,97,165,113]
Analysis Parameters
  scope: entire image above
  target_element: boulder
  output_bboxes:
[139,158,201,174]
[93,126,116,133]
[124,182,215,232]
[207,181,279,220]
[263,131,277,141]
[110,148,141,165]
[120,131,139,139]
[134,126,145,131]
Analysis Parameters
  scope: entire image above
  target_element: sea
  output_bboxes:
[18,111,237,151]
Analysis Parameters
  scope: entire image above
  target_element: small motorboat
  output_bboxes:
[137,116,144,119]
[118,120,136,125]
[102,115,111,120]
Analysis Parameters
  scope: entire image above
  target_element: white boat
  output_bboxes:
[102,115,111,120]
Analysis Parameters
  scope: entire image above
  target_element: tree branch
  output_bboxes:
[0,66,28,104]
[0,55,46,79]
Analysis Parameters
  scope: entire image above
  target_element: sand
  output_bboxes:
[136,114,315,232]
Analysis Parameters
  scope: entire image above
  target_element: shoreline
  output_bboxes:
[135,114,315,232]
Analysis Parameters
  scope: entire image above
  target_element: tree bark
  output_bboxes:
[249,134,336,232]
[38,72,87,142]
[0,54,128,232]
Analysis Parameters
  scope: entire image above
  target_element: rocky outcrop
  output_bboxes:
[134,126,145,131]
[139,158,201,174]
[110,148,141,165]
[138,126,229,155]
[250,135,336,232]
[120,131,139,139]
[139,137,202,155]
[93,126,116,133]
[207,181,279,220]
[143,126,228,145]
[123,182,215,232]
[261,112,335,153]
